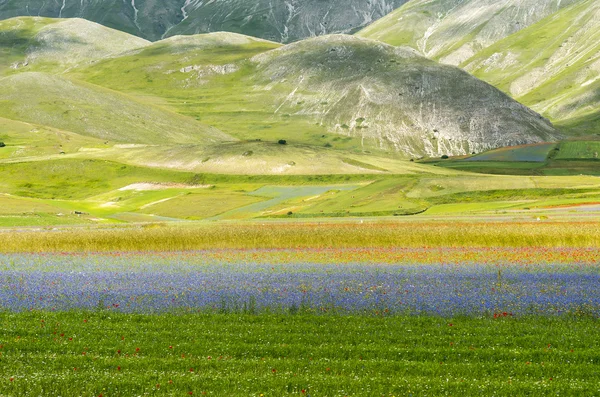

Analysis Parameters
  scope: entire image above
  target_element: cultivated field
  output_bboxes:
[1,243,600,396]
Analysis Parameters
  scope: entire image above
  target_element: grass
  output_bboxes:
[0,159,197,200]
[555,141,600,160]
[2,156,600,223]
[0,212,89,227]
[2,221,600,253]
[1,312,598,396]
[136,189,266,220]
[0,72,229,144]
[465,143,556,162]
[429,150,600,176]
[292,178,428,216]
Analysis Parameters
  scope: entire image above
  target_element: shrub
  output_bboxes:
[278,140,287,145]
[0,142,5,147]
[441,155,449,159]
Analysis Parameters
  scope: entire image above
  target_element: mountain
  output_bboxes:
[70,31,560,157]
[358,0,599,135]
[0,0,407,42]
[463,0,600,135]
[357,0,579,66]
[248,35,559,156]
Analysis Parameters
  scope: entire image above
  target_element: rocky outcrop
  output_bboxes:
[0,0,407,42]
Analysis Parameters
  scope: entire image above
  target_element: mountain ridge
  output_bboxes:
[0,16,563,160]
[0,0,408,43]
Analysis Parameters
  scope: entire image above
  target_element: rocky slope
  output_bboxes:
[463,0,600,135]
[0,0,407,42]
[358,0,579,66]
[248,35,559,156]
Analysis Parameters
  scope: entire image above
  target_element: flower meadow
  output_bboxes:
[1,248,600,396]
[1,248,600,316]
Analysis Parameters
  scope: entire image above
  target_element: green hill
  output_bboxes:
[358,0,599,136]
[0,17,149,74]
[463,0,600,136]
[357,0,578,66]
[70,32,560,158]
[0,72,232,144]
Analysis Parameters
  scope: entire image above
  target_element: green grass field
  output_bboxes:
[1,153,600,226]
[465,143,556,162]
[555,141,600,160]
[1,312,598,396]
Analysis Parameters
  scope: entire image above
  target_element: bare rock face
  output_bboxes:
[0,0,407,42]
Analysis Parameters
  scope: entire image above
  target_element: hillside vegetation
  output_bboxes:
[358,0,577,65]
[463,0,600,136]
[358,0,599,136]
[69,29,560,157]
[0,17,149,74]
[0,72,231,144]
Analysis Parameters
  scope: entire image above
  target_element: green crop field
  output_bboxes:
[1,312,598,397]
[555,141,600,160]
[465,143,556,162]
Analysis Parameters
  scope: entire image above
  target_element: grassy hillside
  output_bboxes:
[463,0,600,136]
[358,0,599,136]
[0,116,105,160]
[70,32,560,158]
[0,72,231,144]
[357,0,578,66]
[0,17,149,75]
